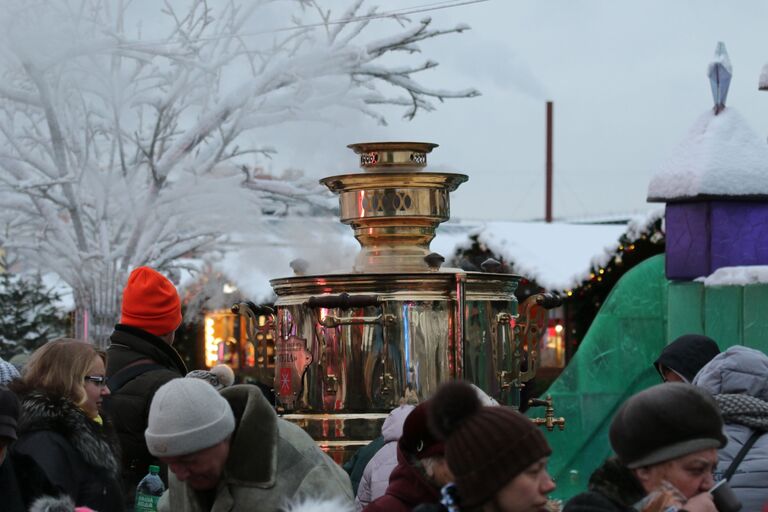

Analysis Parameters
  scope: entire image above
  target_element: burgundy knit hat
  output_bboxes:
[399,401,444,459]
[120,267,182,336]
[429,381,551,508]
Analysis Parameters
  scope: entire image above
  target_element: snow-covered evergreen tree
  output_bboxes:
[0,0,478,345]
[0,270,68,359]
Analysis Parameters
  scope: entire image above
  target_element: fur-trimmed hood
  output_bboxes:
[282,497,354,512]
[17,390,120,478]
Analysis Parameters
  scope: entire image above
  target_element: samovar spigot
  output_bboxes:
[528,395,565,431]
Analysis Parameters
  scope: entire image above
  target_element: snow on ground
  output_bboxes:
[647,107,768,201]
[701,266,768,286]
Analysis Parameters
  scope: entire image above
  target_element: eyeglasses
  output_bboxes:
[84,375,107,387]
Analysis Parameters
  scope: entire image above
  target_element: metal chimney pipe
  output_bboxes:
[545,101,553,223]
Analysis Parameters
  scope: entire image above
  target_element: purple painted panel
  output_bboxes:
[665,203,710,280]
[710,201,768,271]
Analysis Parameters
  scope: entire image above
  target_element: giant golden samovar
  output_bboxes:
[234,142,558,458]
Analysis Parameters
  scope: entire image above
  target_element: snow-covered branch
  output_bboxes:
[0,0,478,344]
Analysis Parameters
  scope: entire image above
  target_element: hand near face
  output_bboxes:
[681,492,717,512]
[638,490,684,512]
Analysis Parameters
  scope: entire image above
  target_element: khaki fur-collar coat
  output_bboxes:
[160,384,353,512]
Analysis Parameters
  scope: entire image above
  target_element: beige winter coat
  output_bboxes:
[159,384,353,512]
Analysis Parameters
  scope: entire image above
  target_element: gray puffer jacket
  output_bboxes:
[693,345,768,512]
[354,404,414,512]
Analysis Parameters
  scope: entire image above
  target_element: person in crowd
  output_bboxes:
[186,363,236,390]
[426,381,555,512]
[1,385,59,511]
[145,378,352,511]
[364,400,453,512]
[653,334,720,383]
[103,265,188,504]
[355,404,415,510]
[0,355,20,385]
[9,352,31,374]
[693,345,768,511]
[345,393,421,496]
[344,435,386,496]
[564,382,725,512]
[10,339,123,510]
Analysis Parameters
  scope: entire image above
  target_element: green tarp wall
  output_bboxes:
[531,253,768,500]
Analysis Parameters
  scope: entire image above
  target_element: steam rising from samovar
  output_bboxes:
[234,142,560,459]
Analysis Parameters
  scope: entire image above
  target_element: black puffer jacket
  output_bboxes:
[103,324,187,499]
[0,448,60,512]
[12,390,124,511]
[563,458,645,512]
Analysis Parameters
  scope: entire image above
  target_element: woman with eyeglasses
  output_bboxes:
[9,338,123,510]
[563,383,725,512]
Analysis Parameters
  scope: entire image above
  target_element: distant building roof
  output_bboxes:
[647,107,768,202]
[433,215,657,292]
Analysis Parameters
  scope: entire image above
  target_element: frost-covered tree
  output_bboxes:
[0,0,478,345]
[0,270,68,359]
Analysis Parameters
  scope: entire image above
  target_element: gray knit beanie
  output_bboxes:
[145,378,235,457]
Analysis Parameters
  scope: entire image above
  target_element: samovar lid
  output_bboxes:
[347,142,438,171]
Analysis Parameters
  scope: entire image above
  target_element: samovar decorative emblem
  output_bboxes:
[275,335,313,406]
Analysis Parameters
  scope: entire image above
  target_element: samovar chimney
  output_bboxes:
[320,142,467,273]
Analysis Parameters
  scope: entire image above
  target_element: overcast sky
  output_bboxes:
[257,0,768,222]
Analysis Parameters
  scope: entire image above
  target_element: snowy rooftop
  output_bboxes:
[433,218,644,291]
[647,108,768,202]
[701,266,768,287]
[211,214,657,302]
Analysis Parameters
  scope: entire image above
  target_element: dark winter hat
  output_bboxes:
[0,385,20,441]
[610,382,726,469]
[429,381,551,508]
[654,334,720,383]
[400,401,444,460]
[120,266,182,336]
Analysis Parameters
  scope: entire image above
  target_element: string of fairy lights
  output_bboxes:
[563,217,665,299]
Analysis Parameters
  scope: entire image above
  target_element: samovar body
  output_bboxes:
[270,272,519,412]
[238,142,529,457]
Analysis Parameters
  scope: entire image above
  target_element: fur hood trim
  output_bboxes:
[281,497,355,512]
[587,457,646,507]
[18,391,120,478]
[28,495,75,512]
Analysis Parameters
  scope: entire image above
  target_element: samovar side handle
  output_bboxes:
[517,293,562,382]
[306,293,381,309]
[231,301,275,345]
[496,293,562,407]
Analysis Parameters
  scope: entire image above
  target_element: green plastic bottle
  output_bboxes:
[134,465,164,511]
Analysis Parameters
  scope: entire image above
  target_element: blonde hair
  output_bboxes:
[22,338,105,407]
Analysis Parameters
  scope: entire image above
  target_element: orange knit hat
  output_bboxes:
[120,267,182,336]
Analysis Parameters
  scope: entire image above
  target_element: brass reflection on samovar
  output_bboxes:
[233,142,562,459]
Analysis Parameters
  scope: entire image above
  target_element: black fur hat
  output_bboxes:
[428,381,551,508]
[654,334,720,382]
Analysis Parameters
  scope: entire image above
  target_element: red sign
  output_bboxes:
[274,336,312,408]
